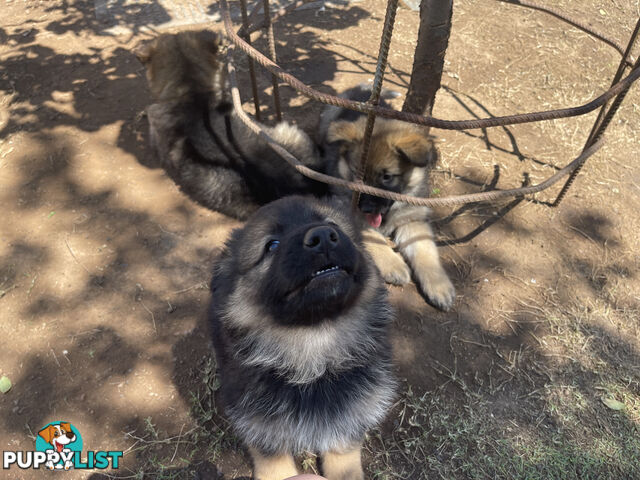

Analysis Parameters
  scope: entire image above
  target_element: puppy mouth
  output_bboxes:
[53,439,69,452]
[311,264,344,278]
[284,264,349,299]
[359,202,390,228]
[364,213,383,228]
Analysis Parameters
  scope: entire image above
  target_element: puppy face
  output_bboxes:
[327,117,438,227]
[133,30,224,101]
[214,197,371,326]
[38,423,76,451]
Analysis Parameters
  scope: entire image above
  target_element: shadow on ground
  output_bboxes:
[1,1,638,479]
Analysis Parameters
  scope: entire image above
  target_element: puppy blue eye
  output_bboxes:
[266,240,280,252]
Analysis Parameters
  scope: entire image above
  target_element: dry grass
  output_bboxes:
[1,1,639,480]
[117,297,639,480]
[99,357,238,480]
[366,290,640,480]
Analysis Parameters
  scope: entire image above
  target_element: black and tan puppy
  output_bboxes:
[209,196,396,480]
[319,86,456,311]
[133,30,326,220]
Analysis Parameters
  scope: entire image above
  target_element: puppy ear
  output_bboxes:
[326,118,365,144]
[60,423,72,433]
[38,425,55,444]
[132,40,156,64]
[392,132,438,167]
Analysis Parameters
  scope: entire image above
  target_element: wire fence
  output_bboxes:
[219,0,640,208]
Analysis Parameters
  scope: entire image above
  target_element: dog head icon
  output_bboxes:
[38,422,76,453]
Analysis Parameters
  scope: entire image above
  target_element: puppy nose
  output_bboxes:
[66,432,74,439]
[303,225,339,252]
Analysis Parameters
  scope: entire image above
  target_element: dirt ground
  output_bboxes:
[1,0,639,479]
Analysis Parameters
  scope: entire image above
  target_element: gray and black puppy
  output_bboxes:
[209,196,396,480]
[134,30,327,220]
[319,85,456,311]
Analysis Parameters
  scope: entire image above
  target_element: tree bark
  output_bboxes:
[402,0,454,118]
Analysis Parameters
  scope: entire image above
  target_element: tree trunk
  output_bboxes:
[402,0,454,118]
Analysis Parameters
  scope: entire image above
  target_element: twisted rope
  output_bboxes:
[496,0,634,66]
[240,0,634,69]
[239,0,262,121]
[220,0,640,131]
[553,16,640,205]
[262,0,283,121]
[227,42,605,207]
[352,0,399,210]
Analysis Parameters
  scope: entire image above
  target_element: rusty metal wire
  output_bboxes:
[553,16,640,206]
[241,0,635,68]
[221,0,638,207]
[239,0,262,121]
[221,0,640,131]
[238,0,314,37]
[352,0,399,210]
[227,42,605,208]
[496,0,634,66]
[262,0,283,121]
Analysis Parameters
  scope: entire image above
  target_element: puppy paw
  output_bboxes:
[321,446,364,480]
[419,270,456,311]
[377,251,411,286]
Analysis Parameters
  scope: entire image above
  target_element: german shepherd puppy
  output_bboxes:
[133,30,326,220]
[319,86,456,311]
[209,196,396,480]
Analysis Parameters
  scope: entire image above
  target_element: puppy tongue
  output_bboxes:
[56,443,64,453]
[365,213,382,228]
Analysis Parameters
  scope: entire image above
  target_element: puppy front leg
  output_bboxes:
[321,444,364,480]
[362,228,411,286]
[394,221,455,311]
[61,449,73,470]
[249,447,298,480]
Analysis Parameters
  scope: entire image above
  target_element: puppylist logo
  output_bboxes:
[3,421,122,471]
